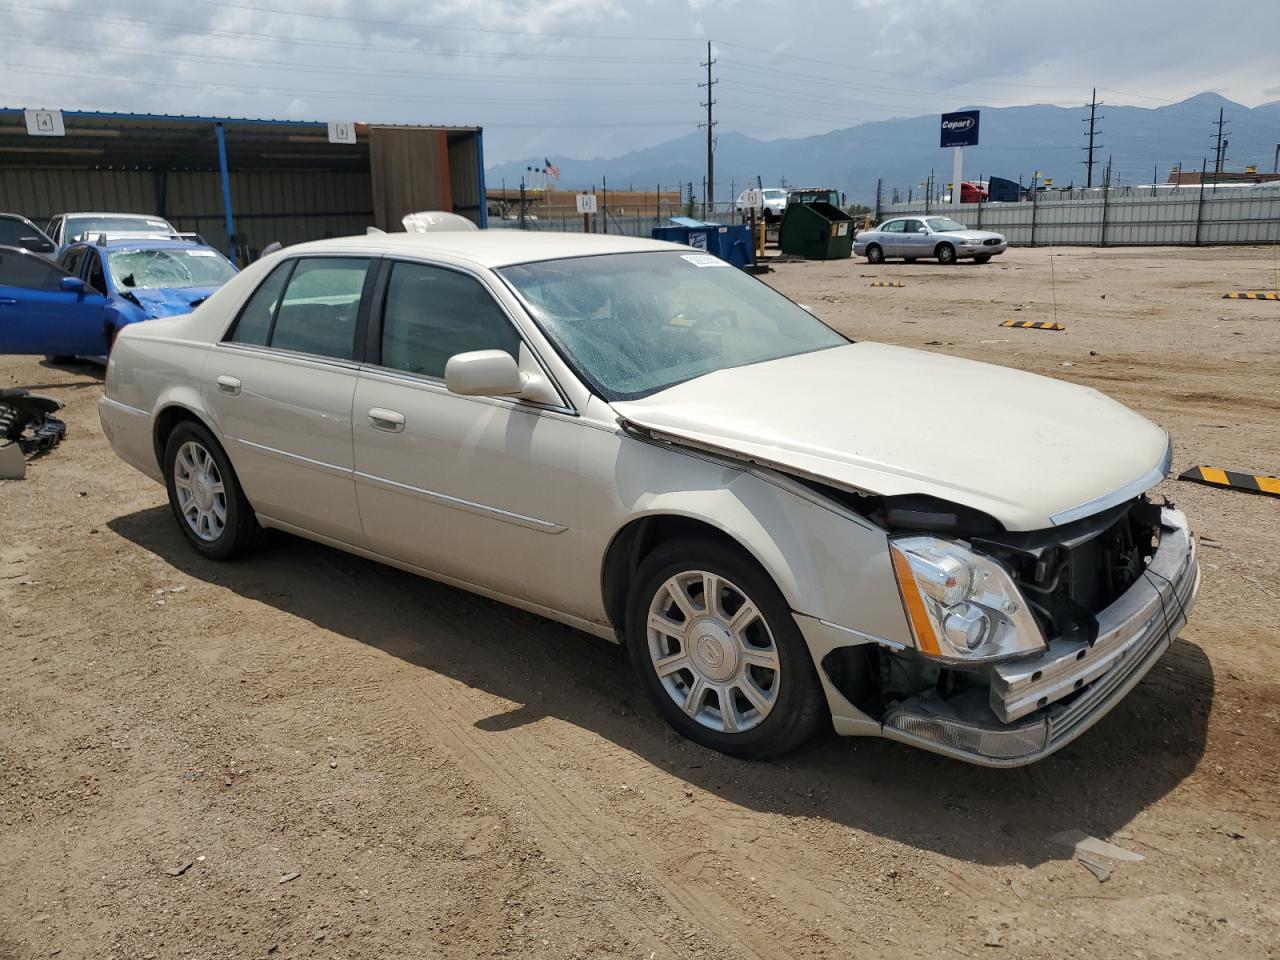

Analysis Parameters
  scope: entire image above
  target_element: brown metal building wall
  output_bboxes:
[448,135,483,224]
[368,127,452,231]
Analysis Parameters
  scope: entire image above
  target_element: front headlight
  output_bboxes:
[890,537,1046,664]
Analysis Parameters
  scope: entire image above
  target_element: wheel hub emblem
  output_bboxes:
[698,635,724,668]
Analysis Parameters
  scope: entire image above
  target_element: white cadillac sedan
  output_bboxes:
[100,232,1199,765]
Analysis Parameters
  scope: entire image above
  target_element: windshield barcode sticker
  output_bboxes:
[680,253,728,268]
[187,250,217,257]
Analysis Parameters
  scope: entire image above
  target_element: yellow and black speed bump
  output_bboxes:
[869,281,905,288]
[1222,291,1280,300]
[1001,320,1065,331]
[1178,465,1280,498]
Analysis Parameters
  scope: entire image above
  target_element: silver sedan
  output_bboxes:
[854,215,1007,264]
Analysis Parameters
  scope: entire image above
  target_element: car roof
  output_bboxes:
[63,238,223,253]
[59,211,170,219]
[273,231,686,269]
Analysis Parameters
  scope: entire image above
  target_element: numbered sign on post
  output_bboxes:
[576,193,598,215]
[742,188,764,211]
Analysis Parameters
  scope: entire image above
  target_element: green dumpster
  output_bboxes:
[778,200,856,259]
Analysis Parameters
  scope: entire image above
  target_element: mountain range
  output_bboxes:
[488,93,1280,204]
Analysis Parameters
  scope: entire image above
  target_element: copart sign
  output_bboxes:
[940,110,980,148]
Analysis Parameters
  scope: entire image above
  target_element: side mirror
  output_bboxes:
[445,350,524,397]
[60,276,86,295]
[20,236,55,254]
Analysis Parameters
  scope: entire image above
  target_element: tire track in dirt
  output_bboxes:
[356,584,951,959]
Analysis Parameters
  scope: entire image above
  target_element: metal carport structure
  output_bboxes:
[0,109,487,261]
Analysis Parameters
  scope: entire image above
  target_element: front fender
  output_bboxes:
[596,430,913,649]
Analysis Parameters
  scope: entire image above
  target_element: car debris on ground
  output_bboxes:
[0,388,66,479]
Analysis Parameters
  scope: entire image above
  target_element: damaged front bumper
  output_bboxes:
[879,508,1199,766]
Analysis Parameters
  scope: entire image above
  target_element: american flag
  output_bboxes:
[545,157,561,181]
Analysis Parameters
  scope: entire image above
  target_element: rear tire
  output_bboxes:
[936,243,957,265]
[865,244,884,264]
[625,539,825,760]
[163,421,264,561]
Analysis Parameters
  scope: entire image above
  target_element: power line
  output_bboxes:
[0,86,694,128]
[0,60,691,109]
[718,62,1069,107]
[718,40,1103,93]
[171,0,702,44]
[0,2,692,62]
[21,34,695,86]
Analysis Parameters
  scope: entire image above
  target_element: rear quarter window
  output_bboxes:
[227,261,293,346]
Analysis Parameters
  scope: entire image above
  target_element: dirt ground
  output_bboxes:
[2,245,1278,960]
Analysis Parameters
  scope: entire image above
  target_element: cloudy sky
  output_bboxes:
[2,0,1277,163]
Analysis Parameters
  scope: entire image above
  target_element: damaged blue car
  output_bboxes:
[0,237,237,360]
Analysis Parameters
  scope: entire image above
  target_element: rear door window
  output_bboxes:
[881,220,905,233]
[268,257,370,361]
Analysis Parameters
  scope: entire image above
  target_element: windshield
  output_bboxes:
[499,251,848,401]
[66,216,173,240]
[107,247,236,290]
[926,217,967,232]
[763,190,787,200]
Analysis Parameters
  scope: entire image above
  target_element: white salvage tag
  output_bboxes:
[186,250,218,257]
[680,253,728,268]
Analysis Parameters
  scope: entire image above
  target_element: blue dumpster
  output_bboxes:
[651,217,754,269]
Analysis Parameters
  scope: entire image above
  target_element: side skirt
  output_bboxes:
[255,514,618,642]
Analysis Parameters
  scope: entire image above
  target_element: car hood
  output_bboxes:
[611,342,1169,531]
[937,229,1004,242]
[123,286,220,318]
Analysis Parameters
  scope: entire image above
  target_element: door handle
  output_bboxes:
[0,298,17,306]
[216,375,241,396]
[368,408,405,433]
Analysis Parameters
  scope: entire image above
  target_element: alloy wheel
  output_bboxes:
[172,440,227,542]
[646,570,781,733]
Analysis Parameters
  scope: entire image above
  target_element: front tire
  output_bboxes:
[865,244,884,264]
[163,421,264,560]
[974,254,992,264]
[625,539,825,759]
[936,242,957,265]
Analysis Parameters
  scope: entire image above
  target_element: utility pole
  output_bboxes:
[699,41,717,221]
[1082,88,1103,188]
[1213,107,1229,175]
[1273,143,1279,174]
